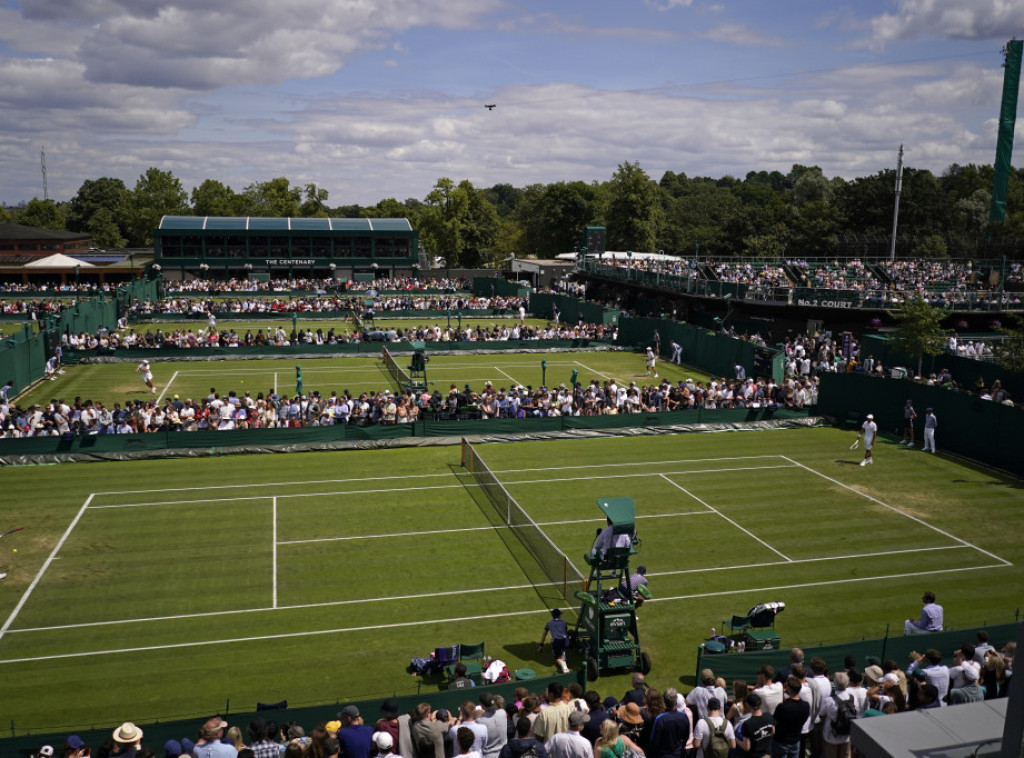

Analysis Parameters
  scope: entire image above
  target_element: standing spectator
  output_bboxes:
[450,702,488,754]
[337,705,374,758]
[857,414,877,467]
[247,718,278,758]
[411,704,454,758]
[922,408,937,453]
[687,669,728,720]
[193,719,237,758]
[477,692,509,758]
[905,592,944,634]
[752,666,784,716]
[500,718,549,758]
[621,674,647,707]
[595,719,645,758]
[544,712,591,758]
[819,672,854,758]
[900,400,918,447]
[737,694,773,758]
[770,679,808,758]
[647,688,690,758]
[692,698,734,758]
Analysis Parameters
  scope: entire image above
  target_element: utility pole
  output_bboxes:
[889,144,904,262]
[40,146,48,201]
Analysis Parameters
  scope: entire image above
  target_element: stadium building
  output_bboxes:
[152,216,419,281]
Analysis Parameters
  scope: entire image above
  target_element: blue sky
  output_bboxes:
[0,0,1020,208]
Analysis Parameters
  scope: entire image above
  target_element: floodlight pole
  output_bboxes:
[889,144,904,263]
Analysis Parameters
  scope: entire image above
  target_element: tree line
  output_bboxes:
[3,161,1024,267]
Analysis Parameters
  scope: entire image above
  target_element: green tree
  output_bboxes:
[300,183,329,217]
[887,297,949,377]
[15,198,66,230]
[361,198,417,221]
[127,168,188,246]
[191,179,242,217]
[516,181,604,258]
[0,205,10,223]
[419,177,468,268]
[459,181,501,267]
[87,207,127,248]
[67,177,130,238]
[911,233,949,259]
[240,177,302,217]
[605,161,664,252]
[994,315,1024,374]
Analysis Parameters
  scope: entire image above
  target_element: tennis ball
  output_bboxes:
[12,549,16,553]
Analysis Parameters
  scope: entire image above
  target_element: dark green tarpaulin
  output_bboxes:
[991,39,1022,223]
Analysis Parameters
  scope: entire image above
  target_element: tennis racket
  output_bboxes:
[850,438,859,450]
[0,526,24,540]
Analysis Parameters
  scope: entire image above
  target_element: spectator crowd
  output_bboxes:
[37,630,1014,758]
[0,372,816,437]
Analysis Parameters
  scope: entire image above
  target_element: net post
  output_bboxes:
[461,437,468,469]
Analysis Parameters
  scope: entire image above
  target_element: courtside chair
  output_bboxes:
[447,641,486,684]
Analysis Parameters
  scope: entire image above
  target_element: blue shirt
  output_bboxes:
[337,724,374,758]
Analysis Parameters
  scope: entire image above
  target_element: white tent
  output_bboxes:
[23,253,96,269]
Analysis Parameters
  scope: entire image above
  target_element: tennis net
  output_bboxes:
[461,438,584,602]
[381,346,411,392]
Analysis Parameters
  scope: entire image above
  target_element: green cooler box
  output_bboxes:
[743,629,780,651]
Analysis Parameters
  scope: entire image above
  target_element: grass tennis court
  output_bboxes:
[0,426,1020,733]
[27,351,694,409]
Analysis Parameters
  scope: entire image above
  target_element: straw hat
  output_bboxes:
[112,723,143,744]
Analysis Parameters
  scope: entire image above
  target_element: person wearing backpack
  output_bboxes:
[692,698,734,758]
[819,672,855,758]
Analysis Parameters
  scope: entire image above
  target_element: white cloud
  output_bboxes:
[870,0,1024,44]
[644,0,694,10]
[699,23,786,47]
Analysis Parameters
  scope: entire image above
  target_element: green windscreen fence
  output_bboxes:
[817,372,1024,478]
[0,669,582,748]
[695,620,1020,685]
[472,277,530,299]
[530,292,618,325]
[617,317,762,381]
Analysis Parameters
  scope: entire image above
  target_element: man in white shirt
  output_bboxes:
[692,698,735,758]
[543,711,591,758]
[752,664,784,716]
[687,669,728,720]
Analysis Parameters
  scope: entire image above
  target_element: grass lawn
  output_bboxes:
[0,426,1020,734]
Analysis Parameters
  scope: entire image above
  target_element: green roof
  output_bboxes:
[158,216,413,232]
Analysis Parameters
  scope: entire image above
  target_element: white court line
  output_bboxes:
[272,496,278,609]
[156,370,178,404]
[5,544,986,638]
[574,359,615,380]
[647,563,1007,606]
[274,372,278,396]
[89,466,795,510]
[6,583,542,635]
[495,367,520,385]
[651,544,971,579]
[781,456,1013,567]
[660,473,793,562]
[2,563,1006,665]
[0,494,95,644]
[94,455,787,496]
[280,510,716,545]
